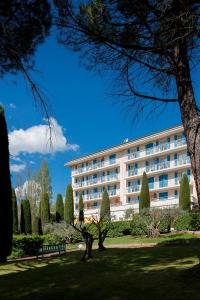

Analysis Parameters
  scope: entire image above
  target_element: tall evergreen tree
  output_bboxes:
[55,193,64,222]
[100,190,110,221]
[34,160,52,198]
[78,194,84,223]
[0,106,12,263]
[12,188,18,234]
[139,172,150,213]
[20,202,25,234]
[64,184,74,224]
[21,199,32,234]
[40,192,50,229]
[179,174,190,211]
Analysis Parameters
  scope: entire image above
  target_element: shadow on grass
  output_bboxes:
[0,247,200,300]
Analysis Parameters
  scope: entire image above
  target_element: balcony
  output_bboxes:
[127,185,140,193]
[73,159,119,175]
[146,161,170,173]
[174,157,190,167]
[127,169,138,177]
[75,189,120,202]
[74,174,119,189]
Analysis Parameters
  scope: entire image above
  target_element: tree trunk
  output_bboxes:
[175,43,200,207]
[98,231,107,251]
[81,232,94,261]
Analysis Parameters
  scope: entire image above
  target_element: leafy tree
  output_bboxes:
[21,199,32,234]
[12,188,18,234]
[179,174,190,211]
[139,172,150,213]
[0,106,12,263]
[40,192,50,230]
[55,0,200,207]
[64,184,74,224]
[100,190,111,221]
[56,193,64,222]
[78,194,84,223]
[34,160,52,198]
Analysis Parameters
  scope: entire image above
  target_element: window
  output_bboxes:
[148,177,154,190]
[134,196,140,204]
[109,154,116,165]
[159,174,168,188]
[159,192,168,200]
[174,190,178,198]
[174,172,178,185]
[146,143,154,155]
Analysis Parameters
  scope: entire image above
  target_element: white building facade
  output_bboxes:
[65,126,197,220]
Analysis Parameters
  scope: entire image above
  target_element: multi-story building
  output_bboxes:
[65,126,197,220]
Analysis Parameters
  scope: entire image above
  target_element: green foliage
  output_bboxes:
[44,222,82,244]
[139,172,150,213]
[12,188,18,234]
[158,217,171,234]
[64,184,74,224]
[0,105,13,262]
[34,160,52,198]
[179,174,190,211]
[174,212,200,231]
[100,190,111,221]
[12,235,44,257]
[32,216,42,235]
[131,215,148,236]
[0,1,51,76]
[21,199,32,234]
[107,221,132,237]
[40,192,50,229]
[78,194,84,222]
[56,194,64,222]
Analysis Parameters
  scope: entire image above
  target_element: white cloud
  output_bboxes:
[10,163,26,173]
[9,103,16,109]
[9,118,79,156]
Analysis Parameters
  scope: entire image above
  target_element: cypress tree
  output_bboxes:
[64,184,74,224]
[12,188,18,234]
[179,174,190,211]
[20,202,25,234]
[100,190,111,221]
[21,199,32,234]
[40,192,50,229]
[139,172,150,213]
[55,193,64,222]
[78,194,84,222]
[0,106,12,263]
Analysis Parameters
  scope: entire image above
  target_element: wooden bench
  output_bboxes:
[37,244,66,258]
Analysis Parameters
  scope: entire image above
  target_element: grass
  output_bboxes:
[1,245,200,300]
[67,233,200,250]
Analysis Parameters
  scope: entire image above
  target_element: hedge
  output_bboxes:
[174,212,200,231]
[12,235,44,257]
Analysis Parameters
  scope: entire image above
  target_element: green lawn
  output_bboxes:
[66,233,200,250]
[1,246,200,300]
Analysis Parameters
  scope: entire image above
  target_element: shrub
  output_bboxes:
[174,212,200,231]
[158,217,171,233]
[12,235,44,256]
[131,215,148,236]
[107,221,132,237]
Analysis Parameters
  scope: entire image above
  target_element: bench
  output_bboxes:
[37,244,66,258]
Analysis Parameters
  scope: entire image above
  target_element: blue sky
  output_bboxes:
[1,34,199,201]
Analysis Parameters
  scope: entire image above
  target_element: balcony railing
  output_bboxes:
[74,174,119,188]
[146,161,170,173]
[127,169,138,177]
[74,159,118,175]
[174,157,190,167]
[75,189,120,202]
[127,185,140,193]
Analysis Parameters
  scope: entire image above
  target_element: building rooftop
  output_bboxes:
[65,125,183,167]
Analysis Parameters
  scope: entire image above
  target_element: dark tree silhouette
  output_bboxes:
[54,0,200,206]
[0,106,12,263]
